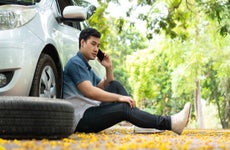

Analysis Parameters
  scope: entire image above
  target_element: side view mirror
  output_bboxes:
[63,6,87,21]
[86,4,96,19]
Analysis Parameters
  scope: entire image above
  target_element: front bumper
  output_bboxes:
[0,27,43,96]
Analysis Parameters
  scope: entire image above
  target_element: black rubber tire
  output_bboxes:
[0,96,75,139]
[29,53,61,98]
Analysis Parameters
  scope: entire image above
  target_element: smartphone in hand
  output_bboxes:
[97,49,104,61]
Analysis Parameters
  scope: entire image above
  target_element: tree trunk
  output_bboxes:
[194,79,204,128]
[225,98,230,128]
[224,78,230,128]
[215,95,225,128]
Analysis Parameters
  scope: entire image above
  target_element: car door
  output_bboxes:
[53,0,82,67]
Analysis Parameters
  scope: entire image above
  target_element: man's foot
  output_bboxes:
[171,102,191,135]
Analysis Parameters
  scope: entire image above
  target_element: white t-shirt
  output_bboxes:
[66,94,101,128]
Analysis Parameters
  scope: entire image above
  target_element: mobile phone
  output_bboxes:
[97,49,104,61]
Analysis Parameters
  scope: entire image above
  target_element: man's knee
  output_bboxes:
[108,80,123,87]
[117,102,132,112]
[106,80,128,96]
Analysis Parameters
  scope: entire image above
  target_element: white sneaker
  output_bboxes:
[171,102,191,135]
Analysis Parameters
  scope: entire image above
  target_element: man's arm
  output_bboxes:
[77,80,136,108]
[97,65,113,89]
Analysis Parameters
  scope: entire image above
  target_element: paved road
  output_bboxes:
[0,126,229,150]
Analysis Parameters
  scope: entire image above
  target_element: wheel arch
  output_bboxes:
[41,44,63,98]
[30,44,63,98]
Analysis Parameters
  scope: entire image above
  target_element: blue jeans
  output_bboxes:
[75,80,171,133]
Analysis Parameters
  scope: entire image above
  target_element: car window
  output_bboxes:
[72,22,81,30]
[80,21,89,30]
[57,0,72,15]
[56,0,74,26]
[56,0,91,30]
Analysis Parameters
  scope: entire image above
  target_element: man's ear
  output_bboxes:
[80,39,85,48]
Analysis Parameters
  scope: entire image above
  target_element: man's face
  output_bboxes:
[80,36,100,61]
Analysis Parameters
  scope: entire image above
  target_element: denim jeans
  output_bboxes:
[75,80,171,133]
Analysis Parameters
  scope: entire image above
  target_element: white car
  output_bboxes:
[0,0,103,98]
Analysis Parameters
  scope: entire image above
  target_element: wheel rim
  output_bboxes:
[39,65,56,98]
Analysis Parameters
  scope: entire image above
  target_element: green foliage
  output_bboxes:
[107,19,148,94]
[136,0,193,39]
[196,0,230,36]
[126,48,176,115]
[202,61,227,128]
[88,2,148,95]
[88,2,110,50]
[130,0,230,39]
[90,0,230,127]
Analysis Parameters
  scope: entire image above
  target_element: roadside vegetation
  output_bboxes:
[86,0,230,129]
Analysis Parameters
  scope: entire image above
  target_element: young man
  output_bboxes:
[63,27,191,135]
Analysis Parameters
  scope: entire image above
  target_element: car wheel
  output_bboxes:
[0,96,75,139]
[30,53,61,98]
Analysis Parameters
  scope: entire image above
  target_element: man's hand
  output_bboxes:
[97,52,114,89]
[117,96,136,108]
[99,53,112,68]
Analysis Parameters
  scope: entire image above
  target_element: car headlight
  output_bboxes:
[0,5,36,30]
[0,71,14,88]
[0,74,7,88]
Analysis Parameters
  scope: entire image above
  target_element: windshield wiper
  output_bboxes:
[0,0,35,5]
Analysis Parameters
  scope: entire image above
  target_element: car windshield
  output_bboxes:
[0,0,40,5]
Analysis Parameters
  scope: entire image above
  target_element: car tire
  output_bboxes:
[0,96,75,139]
[29,53,61,98]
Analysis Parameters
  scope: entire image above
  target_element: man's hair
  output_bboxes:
[79,28,101,48]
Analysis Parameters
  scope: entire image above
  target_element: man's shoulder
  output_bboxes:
[71,54,82,62]
[68,54,84,66]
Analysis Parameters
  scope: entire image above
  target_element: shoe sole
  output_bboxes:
[134,126,165,134]
[185,103,192,127]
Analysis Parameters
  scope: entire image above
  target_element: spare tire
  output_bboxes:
[0,96,75,139]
